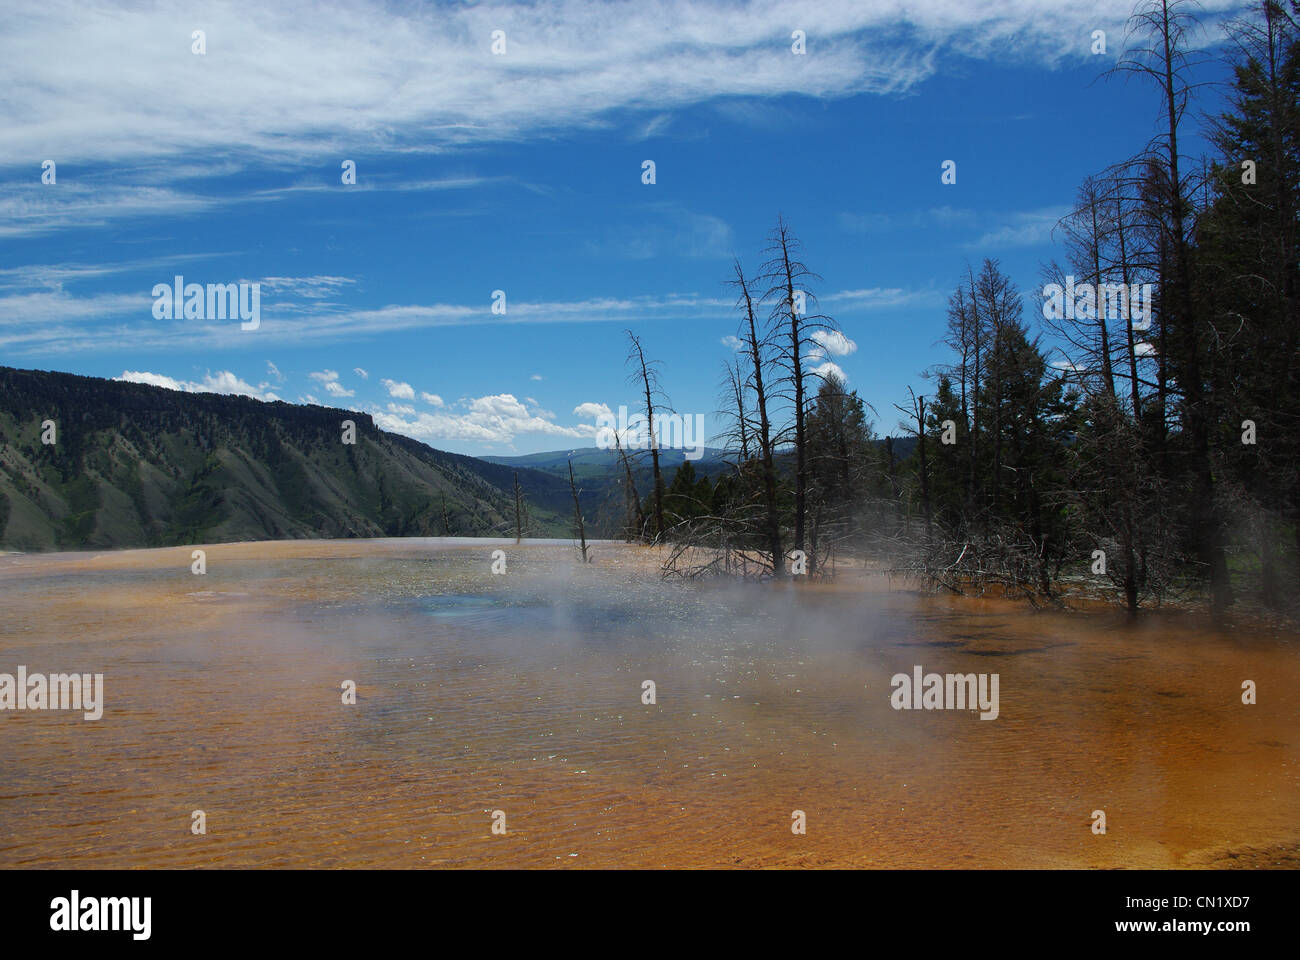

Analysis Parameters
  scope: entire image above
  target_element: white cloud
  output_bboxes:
[381,378,416,400]
[529,374,543,381]
[966,206,1072,250]
[309,368,354,397]
[2,0,1230,174]
[721,335,743,350]
[0,253,214,290]
[375,391,594,447]
[267,360,284,381]
[821,287,938,310]
[573,401,612,420]
[353,367,369,379]
[116,369,280,401]
[0,289,146,325]
[0,184,221,238]
[420,391,444,406]
[0,283,934,354]
[807,361,848,383]
[810,329,858,357]
[633,113,673,140]
[258,276,355,298]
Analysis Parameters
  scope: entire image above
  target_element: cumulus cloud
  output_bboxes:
[374,392,595,447]
[573,401,613,420]
[807,360,848,383]
[353,367,369,379]
[309,368,355,397]
[116,369,281,401]
[810,329,858,357]
[420,391,444,406]
[381,378,416,400]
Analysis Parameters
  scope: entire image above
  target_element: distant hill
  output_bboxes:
[484,447,734,535]
[488,440,918,489]
[488,441,918,538]
[484,446,734,482]
[0,366,571,550]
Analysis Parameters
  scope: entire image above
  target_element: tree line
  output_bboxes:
[609,0,1299,615]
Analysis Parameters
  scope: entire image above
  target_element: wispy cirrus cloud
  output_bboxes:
[0,0,1242,173]
[0,253,220,290]
[0,184,223,238]
[0,281,939,354]
[965,206,1072,250]
[259,276,356,298]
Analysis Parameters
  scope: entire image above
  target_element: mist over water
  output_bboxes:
[1,539,1296,868]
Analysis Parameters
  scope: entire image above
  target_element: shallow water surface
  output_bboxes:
[0,539,1296,868]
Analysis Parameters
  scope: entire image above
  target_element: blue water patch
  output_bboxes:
[411,591,655,644]
[419,594,518,617]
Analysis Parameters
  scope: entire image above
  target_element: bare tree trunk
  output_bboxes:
[733,261,785,578]
[627,332,665,541]
[568,459,589,563]
[966,266,982,527]
[1089,193,1118,397]
[774,223,809,572]
[897,389,932,542]
[1113,190,1144,418]
[613,431,645,541]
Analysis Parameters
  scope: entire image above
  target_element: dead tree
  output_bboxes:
[732,259,784,577]
[626,331,667,541]
[568,459,590,563]
[612,430,645,541]
[895,388,933,543]
[760,216,839,576]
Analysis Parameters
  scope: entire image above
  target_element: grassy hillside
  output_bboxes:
[0,366,570,550]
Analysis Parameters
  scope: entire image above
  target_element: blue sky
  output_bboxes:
[0,0,1244,456]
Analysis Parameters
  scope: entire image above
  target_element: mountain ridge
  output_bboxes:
[0,365,573,550]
